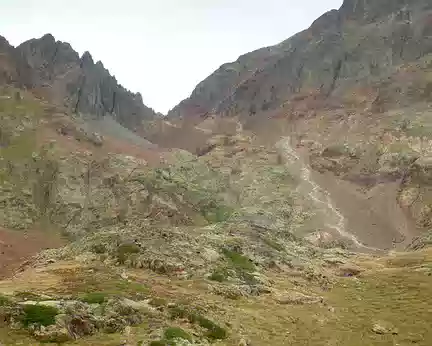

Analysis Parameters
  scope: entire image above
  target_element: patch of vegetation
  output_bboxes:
[149,341,167,346]
[169,305,228,340]
[208,269,228,282]
[20,304,59,327]
[164,327,192,342]
[222,248,255,272]
[80,292,108,304]
[193,315,228,340]
[116,243,141,264]
[0,295,12,306]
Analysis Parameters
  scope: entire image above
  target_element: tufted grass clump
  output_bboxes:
[209,270,227,282]
[20,304,59,327]
[222,248,255,272]
[169,305,228,340]
[0,294,12,306]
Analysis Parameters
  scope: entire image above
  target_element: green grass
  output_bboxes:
[20,304,59,327]
[222,248,255,272]
[169,305,228,340]
[80,292,108,304]
[192,314,228,340]
[149,341,167,346]
[163,327,192,342]
[0,295,12,306]
[208,269,227,282]
[60,266,150,300]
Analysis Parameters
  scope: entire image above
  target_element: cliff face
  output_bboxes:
[0,34,156,131]
[168,0,432,118]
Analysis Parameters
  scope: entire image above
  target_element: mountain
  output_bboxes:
[0,33,157,131]
[164,0,432,244]
[0,2,432,345]
[168,0,432,119]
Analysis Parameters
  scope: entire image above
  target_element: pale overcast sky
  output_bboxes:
[1,0,343,113]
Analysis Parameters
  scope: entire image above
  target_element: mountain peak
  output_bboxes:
[40,33,55,42]
[80,51,94,66]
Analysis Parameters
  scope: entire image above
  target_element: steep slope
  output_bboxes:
[0,34,157,131]
[168,0,432,119]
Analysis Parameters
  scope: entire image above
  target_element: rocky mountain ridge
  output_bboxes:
[168,0,432,119]
[0,33,157,131]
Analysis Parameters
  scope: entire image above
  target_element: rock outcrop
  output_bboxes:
[0,34,157,131]
[168,0,432,119]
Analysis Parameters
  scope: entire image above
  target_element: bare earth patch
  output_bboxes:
[0,227,66,279]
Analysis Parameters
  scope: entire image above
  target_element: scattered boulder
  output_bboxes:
[371,321,398,335]
[32,323,72,343]
[63,303,100,339]
[101,298,144,334]
[209,284,245,300]
[88,132,104,147]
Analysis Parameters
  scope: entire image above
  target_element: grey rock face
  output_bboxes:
[0,36,20,85]
[1,34,156,131]
[168,0,432,119]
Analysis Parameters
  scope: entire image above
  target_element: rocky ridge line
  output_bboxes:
[0,33,157,132]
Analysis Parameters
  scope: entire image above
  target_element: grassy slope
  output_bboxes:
[0,249,430,345]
